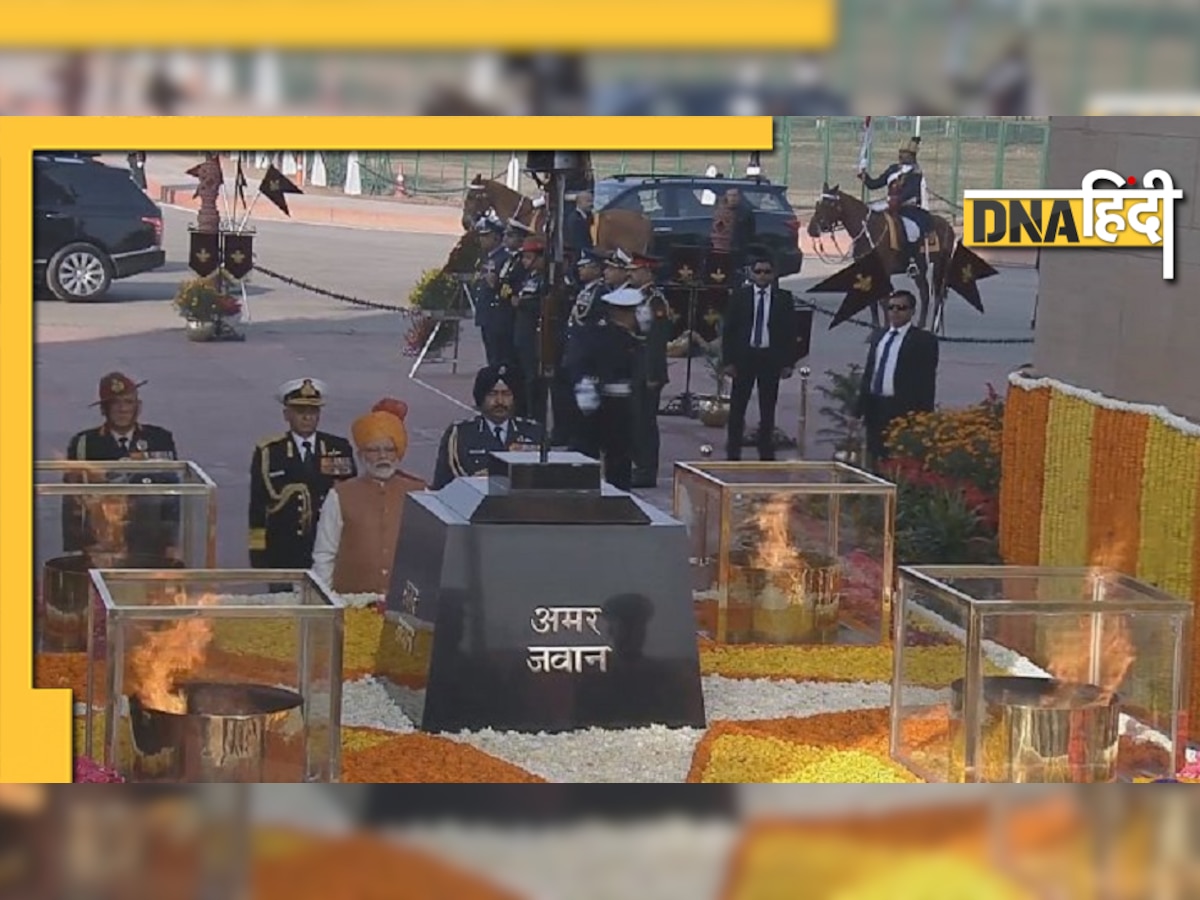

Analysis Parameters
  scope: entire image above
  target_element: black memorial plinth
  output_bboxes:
[383,451,707,734]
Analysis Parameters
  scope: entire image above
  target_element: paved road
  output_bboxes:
[35,206,1036,568]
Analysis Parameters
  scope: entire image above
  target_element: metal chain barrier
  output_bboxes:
[255,261,1032,347]
[252,264,416,315]
[796,298,1033,344]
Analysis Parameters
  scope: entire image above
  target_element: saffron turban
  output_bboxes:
[351,407,408,460]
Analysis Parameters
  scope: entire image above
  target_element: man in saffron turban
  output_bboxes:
[312,398,426,596]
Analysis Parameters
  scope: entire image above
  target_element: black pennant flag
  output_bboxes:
[942,242,998,313]
[222,232,254,280]
[235,157,248,212]
[810,249,894,328]
[189,231,220,277]
[259,163,302,216]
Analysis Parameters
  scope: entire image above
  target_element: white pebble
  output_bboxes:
[340,676,414,733]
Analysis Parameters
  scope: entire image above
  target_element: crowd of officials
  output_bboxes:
[466,211,674,490]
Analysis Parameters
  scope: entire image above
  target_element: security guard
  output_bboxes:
[627,252,672,487]
[64,371,179,558]
[567,286,643,492]
[512,236,548,424]
[249,378,356,570]
[431,364,544,488]
[472,215,514,367]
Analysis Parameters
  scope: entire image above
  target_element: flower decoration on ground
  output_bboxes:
[74,756,124,782]
[878,387,1004,565]
[173,276,242,322]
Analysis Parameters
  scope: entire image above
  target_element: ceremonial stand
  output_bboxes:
[187,154,251,342]
[659,247,730,419]
[408,275,470,378]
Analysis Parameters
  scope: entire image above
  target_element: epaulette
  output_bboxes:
[257,433,287,449]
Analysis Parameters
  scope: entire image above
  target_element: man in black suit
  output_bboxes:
[856,289,940,467]
[722,254,799,461]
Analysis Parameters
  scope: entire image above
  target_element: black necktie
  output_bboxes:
[494,425,505,445]
[117,437,129,455]
[301,440,314,468]
[752,288,767,348]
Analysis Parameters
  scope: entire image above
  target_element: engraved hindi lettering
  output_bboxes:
[529,606,605,635]
[530,606,559,634]
[394,617,416,655]
[525,645,613,674]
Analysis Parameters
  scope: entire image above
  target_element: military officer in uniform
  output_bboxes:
[512,236,548,424]
[566,249,611,332]
[64,371,180,558]
[472,215,514,368]
[249,378,356,572]
[566,286,644,492]
[626,252,672,487]
[432,364,544,489]
[858,137,930,275]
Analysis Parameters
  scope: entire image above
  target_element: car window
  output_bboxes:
[34,168,74,206]
[741,190,789,212]
[44,163,140,206]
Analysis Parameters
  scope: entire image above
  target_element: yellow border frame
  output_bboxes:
[1,115,771,782]
[0,1,837,49]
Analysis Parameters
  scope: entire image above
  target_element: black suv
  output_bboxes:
[34,153,166,301]
[594,174,803,277]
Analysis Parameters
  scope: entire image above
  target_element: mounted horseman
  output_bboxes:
[857,137,932,277]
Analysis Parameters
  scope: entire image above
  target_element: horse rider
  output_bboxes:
[858,137,931,276]
[472,215,514,368]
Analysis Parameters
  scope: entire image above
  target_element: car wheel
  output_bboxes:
[48,242,113,302]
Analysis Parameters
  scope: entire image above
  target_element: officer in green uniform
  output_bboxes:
[248,378,356,571]
[64,371,180,559]
[431,364,544,488]
[627,252,671,488]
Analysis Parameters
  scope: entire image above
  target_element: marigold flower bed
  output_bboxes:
[251,827,524,900]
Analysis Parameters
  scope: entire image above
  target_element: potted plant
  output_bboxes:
[172,276,244,342]
[695,335,731,428]
[403,268,463,358]
[814,363,865,464]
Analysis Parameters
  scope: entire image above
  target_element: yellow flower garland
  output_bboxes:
[1137,417,1200,599]
[1001,372,1200,732]
[1038,390,1095,566]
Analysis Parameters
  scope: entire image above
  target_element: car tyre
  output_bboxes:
[48,242,112,302]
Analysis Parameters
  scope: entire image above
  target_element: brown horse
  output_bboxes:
[806,183,956,332]
[462,175,544,231]
[460,174,652,255]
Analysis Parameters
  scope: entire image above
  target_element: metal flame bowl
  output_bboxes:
[127,682,304,783]
[949,676,1121,783]
[40,553,183,653]
[727,550,841,645]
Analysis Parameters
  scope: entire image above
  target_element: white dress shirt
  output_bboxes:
[291,431,316,459]
[872,321,912,397]
[750,285,773,349]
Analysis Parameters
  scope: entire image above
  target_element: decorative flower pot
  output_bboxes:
[699,398,730,428]
[185,319,216,342]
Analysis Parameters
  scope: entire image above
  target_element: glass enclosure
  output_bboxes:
[35,460,217,653]
[86,570,343,783]
[673,461,896,646]
[892,565,1192,783]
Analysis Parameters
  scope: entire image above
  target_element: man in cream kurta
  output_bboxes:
[312,399,425,596]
